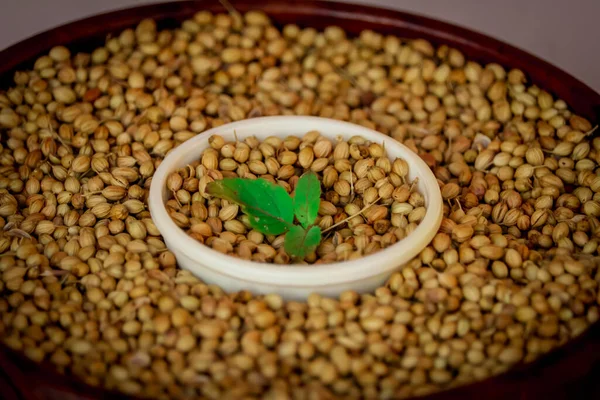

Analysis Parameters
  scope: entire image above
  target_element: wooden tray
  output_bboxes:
[0,1,599,399]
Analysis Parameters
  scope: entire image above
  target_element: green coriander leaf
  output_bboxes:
[293,170,321,228]
[207,178,294,235]
[284,225,322,259]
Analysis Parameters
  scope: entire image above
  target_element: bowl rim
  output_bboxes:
[148,115,443,286]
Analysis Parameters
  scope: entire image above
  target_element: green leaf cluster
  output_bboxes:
[206,171,322,259]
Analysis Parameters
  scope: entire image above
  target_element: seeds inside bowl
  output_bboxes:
[165,132,426,264]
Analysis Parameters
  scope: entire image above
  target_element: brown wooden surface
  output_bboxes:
[0,1,599,399]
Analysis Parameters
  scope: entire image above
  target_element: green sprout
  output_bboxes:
[206,171,322,259]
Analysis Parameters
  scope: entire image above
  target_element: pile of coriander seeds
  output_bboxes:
[165,132,426,264]
[0,9,598,400]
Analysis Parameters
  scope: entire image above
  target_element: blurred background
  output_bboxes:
[0,0,598,93]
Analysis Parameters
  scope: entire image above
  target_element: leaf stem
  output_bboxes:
[172,190,183,208]
[322,196,381,234]
[409,177,419,192]
[218,0,240,17]
[585,125,598,136]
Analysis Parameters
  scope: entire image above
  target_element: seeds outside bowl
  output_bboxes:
[0,7,598,400]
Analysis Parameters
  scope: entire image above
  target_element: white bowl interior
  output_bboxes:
[148,116,443,299]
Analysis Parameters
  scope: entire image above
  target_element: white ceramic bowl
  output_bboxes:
[149,116,443,301]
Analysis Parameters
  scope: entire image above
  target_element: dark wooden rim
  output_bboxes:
[1,1,599,399]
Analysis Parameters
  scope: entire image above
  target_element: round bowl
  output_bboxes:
[148,116,443,300]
